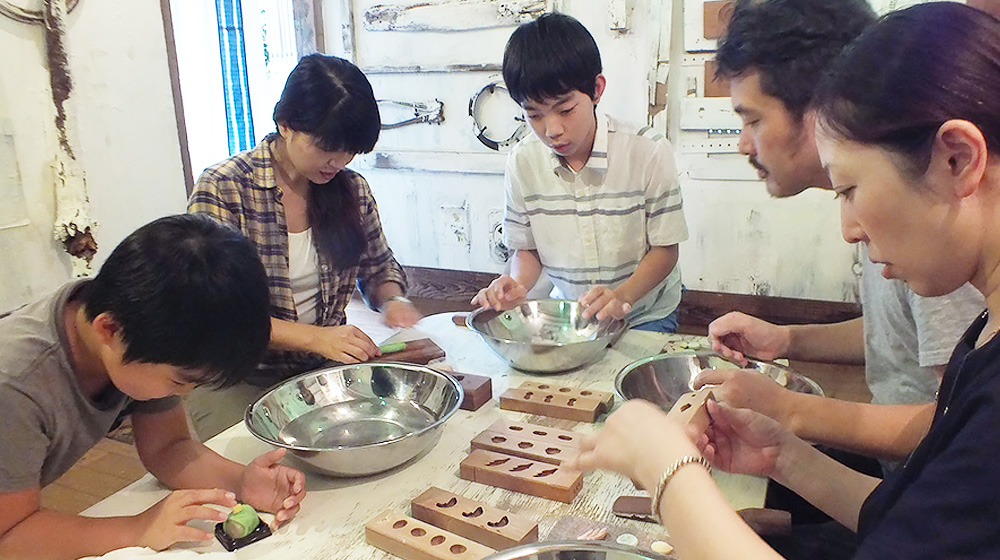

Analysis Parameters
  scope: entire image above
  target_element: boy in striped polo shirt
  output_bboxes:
[473,13,689,331]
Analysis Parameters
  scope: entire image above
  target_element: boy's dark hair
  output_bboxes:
[502,13,602,105]
[816,2,1000,178]
[273,54,379,269]
[715,0,875,119]
[80,214,271,388]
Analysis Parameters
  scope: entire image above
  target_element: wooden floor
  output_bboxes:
[44,296,869,514]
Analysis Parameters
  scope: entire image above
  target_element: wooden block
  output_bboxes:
[517,381,614,411]
[452,314,468,327]
[666,386,715,433]
[459,449,583,503]
[703,0,734,39]
[378,338,446,365]
[410,487,538,550]
[704,59,731,98]
[365,509,495,560]
[482,419,582,449]
[499,387,603,422]
[448,372,492,411]
[470,430,574,465]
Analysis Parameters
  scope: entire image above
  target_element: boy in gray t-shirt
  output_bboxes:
[0,215,305,559]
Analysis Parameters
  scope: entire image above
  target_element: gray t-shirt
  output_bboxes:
[0,280,179,491]
[861,248,985,405]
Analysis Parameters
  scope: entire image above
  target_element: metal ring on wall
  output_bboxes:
[468,80,527,151]
[0,0,80,25]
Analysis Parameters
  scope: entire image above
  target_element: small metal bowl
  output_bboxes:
[615,351,824,409]
[483,541,673,560]
[245,362,463,477]
[468,299,627,373]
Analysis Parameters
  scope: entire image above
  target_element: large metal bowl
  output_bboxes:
[468,299,627,373]
[615,351,824,409]
[245,363,463,477]
[483,541,673,560]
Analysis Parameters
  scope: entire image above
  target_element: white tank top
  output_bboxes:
[287,228,320,324]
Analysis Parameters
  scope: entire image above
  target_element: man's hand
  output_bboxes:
[708,312,792,365]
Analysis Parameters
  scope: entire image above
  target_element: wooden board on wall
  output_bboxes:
[703,1,734,40]
[703,59,730,98]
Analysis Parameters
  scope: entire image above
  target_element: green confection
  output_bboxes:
[378,341,407,354]
[223,504,260,539]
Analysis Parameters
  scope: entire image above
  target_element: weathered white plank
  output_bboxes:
[364,0,547,32]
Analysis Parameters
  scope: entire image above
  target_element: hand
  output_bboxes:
[693,368,792,426]
[707,312,792,366]
[579,286,631,321]
[132,489,236,551]
[471,275,527,310]
[382,299,422,328]
[701,400,791,478]
[238,449,307,526]
[566,400,703,490]
[307,324,380,363]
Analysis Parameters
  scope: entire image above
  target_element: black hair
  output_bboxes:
[273,54,379,268]
[80,214,271,388]
[815,3,1000,178]
[715,0,875,119]
[502,13,602,105]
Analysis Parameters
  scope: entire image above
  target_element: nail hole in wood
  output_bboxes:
[559,387,571,392]
[537,384,549,389]
[544,395,553,403]
[523,392,534,399]
[581,390,592,396]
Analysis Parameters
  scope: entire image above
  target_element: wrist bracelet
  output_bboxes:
[381,295,412,310]
[650,455,712,519]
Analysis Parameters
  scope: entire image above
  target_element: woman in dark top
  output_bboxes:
[568,4,1000,559]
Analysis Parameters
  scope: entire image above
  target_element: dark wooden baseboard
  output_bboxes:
[403,266,862,329]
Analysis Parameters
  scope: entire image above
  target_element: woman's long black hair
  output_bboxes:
[273,54,381,268]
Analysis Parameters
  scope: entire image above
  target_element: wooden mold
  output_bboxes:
[499,387,605,422]
[459,449,583,503]
[448,372,492,411]
[470,430,572,465]
[517,381,614,409]
[378,338,446,365]
[666,386,715,433]
[366,509,495,560]
[481,419,583,449]
[411,487,538,550]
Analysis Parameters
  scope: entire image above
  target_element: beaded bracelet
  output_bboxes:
[650,455,712,519]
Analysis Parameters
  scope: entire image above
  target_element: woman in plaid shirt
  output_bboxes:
[186,54,420,440]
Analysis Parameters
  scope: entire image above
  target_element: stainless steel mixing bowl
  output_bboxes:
[615,351,824,409]
[245,362,463,477]
[482,541,673,560]
[467,299,627,373]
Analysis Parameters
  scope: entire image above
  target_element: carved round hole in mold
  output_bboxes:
[545,447,561,454]
[509,425,524,431]
[559,387,571,392]
[558,435,573,441]
[581,390,593,396]
[680,403,692,412]
[537,384,550,389]
[393,520,407,529]
[491,436,507,443]
[431,535,446,546]
[567,398,577,406]
[518,441,533,449]
[523,391,534,399]
[532,430,548,436]
[450,544,467,554]
[544,395,553,403]
[411,528,427,537]
[437,497,458,508]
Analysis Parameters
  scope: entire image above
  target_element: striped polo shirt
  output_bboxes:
[504,114,688,325]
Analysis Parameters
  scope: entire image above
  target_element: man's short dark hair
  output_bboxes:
[80,214,271,388]
[502,13,602,105]
[715,0,875,118]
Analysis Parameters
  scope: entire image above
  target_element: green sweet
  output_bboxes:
[223,504,260,539]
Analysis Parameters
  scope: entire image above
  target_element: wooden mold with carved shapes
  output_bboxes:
[499,381,614,422]
[469,419,582,465]
[365,509,495,560]
[410,487,538,550]
[459,449,583,503]
[666,386,716,433]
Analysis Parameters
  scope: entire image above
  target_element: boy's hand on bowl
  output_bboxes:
[237,449,306,526]
[579,286,631,321]
[471,275,527,310]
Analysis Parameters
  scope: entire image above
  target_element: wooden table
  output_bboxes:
[84,313,766,558]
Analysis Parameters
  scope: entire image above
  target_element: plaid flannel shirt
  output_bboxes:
[188,134,407,385]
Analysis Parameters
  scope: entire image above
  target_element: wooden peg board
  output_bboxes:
[447,371,493,411]
[517,381,614,410]
[365,509,495,560]
[666,386,715,433]
[459,449,583,503]
[470,430,572,465]
[410,487,538,550]
[482,419,583,449]
[499,387,604,422]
